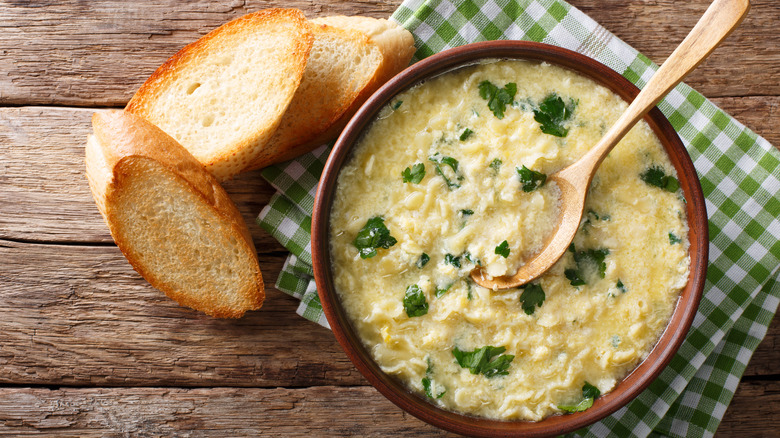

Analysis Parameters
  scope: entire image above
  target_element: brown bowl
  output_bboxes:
[311,41,708,437]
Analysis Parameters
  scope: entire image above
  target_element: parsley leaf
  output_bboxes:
[533,93,576,137]
[640,166,665,187]
[422,377,446,399]
[520,283,546,315]
[489,158,502,174]
[565,269,586,286]
[463,251,481,266]
[403,284,428,317]
[452,346,514,378]
[576,248,610,279]
[616,279,627,293]
[559,398,594,413]
[416,253,430,268]
[665,176,681,192]
[559,382,601,413]
[391,100,403,110]
[582,382,601,399]
[460,209,474,217]
[444,253,461,268]
[566,245,610,285]
[640,166,680,192]
[516,165,547,192]
[495,240,510,258]
[353,216,397,259]
[459,128,474,141]
[478,80,517,119]
[429,152,463,190]
[669,232,682,245]
[422,358,446,399]
[401,163,425,184]
[435,282,454,298]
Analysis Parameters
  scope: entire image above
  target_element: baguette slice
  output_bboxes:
[245,16,415,171]
[86,110,264,318]
[311,16,416,84]
[126,9,313,181]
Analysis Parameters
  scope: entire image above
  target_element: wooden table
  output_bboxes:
[1,1,777,436]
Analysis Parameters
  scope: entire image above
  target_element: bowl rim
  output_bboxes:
[311,40,708,437]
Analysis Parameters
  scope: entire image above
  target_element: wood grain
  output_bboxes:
[1,1,778,107]
[0,107,281,244]
[0,381,775,437]
[0,386,453,437]
[0,239,364,387]
[0,0,403,107]
[574,0,780,98]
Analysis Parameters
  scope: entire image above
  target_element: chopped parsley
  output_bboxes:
[460,209,474,217]
[429,152,463,190]
[422,358,446,399]
[459,128,474,141]
[403,285,428,317]
[516,165,547,192]
[641,166,680,192]
[416,253,430,268]
[489,158,503,174]
[559,382,601,413]
[616,279,627,293]
[422,377,446,399]
[463,251,481,266]
[565,269,586,286]
[578,248,610,278]
[452,346,514,378]
[353,216,397,259]
[611,335,621,348]
[435,282,453,298]
[533,93,576,137]
[478,80,517,119]
[391,100,403,110]
[444,253,461,268]
[401,163,425,184]
[566,244,610,285]
[588,209,610,221]
[669,232,682,245]
[495,240,510,258]
[520,283,546,315]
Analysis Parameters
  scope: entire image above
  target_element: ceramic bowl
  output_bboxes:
[311,40,708,437]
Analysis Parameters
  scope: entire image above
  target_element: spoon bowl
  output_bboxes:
[471,0,750,290]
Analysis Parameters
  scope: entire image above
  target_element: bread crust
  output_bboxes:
[87,110,264,318]
[246,16,415,170]
[126,8,314,181]
[244,23,382,170]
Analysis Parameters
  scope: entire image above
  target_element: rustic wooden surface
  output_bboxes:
[0,0,777,436]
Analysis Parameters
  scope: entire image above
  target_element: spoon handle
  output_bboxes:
[573,0,750,179]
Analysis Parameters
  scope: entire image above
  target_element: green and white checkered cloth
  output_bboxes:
[257,0,780,436]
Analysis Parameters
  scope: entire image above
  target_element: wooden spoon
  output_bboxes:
[471,0,750,290]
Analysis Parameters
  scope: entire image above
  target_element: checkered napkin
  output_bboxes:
[257,0,780,435]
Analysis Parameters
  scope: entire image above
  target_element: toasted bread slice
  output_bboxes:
[311,16,416,83]
[125,9,313,181]
[86,110,264,318]
[245,16,415,171]
[244,23,383,170]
